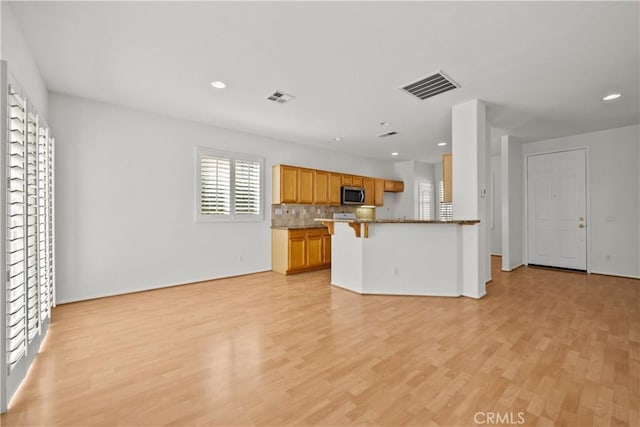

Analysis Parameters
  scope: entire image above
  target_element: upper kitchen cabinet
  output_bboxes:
[384,180,405,193]
[374,179,385,206]
[442,153,452,202]
[272,165,298,203]
[363,177,374,206]
[273,164,404,205]
[313,170,329,204]
[298,168,314,204]
[328,173,342,206]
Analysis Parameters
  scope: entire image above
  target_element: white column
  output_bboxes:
[500,135,524,271]
[452,99,488,298]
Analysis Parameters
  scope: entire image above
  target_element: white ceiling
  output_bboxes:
[10,1,640,163]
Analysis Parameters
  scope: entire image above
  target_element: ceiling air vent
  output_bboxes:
[267,91,295,104]
[401,71,459,100]
[378,131,398,138]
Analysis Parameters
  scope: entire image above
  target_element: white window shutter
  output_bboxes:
[199,156,231,216]
[234,159,261,216]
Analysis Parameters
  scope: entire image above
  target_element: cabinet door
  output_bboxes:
[280,166,299,203]
[394,181,405,192]
[352,176,363,187]
[384,180,395,192]
[298,168,314,204]
[329,173,342,206]
[288,237,307,270]
[322,234,332,265]
[442,153,452,202]
[341,175,352,186]
[363,177,374,205]
[374,179,385,206]
[314,170,329,204]
[307,235,323,267]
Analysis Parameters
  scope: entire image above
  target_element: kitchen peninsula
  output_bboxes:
[316,218,480,298]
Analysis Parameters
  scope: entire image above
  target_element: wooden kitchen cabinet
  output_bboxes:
[306,229,325,267]
[374,179,385,206]
[313,170,329,204]
[288,235,307,271]
[322,234,332,264]
[298,168,314,204]
[272,165,299,204]
[384,179,405,193]
[442,153,452,202]
[273,164,403,205]
[272,228,332,274]
[328,173,342,206]
[363,177,374,206]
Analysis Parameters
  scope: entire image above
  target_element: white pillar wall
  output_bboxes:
[500,135,524,271]
[452,99,489,298]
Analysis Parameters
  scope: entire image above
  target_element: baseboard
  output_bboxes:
[590,270,640,280]
[56,269,273,305]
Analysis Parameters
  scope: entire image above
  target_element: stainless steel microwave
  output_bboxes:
[341,186,365,205]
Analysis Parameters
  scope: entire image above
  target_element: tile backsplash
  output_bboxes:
[271,204,374,227]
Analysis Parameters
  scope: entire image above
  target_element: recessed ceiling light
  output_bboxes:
[391,152,399,156]
[438,141,448,146]
[380,121,391,126]
[211,81,226,89]
[333,137,342,142]
[602,93,621,101]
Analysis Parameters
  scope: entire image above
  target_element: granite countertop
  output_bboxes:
[314,218,480,225]
[271,224,329,230]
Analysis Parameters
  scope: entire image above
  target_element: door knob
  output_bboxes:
[579,224,585,228]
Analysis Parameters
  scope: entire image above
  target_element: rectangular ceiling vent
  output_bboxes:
[267,91,295,104]
[401,71,459,100]
[377,131,398,138]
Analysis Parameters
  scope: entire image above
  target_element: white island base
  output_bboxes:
[323,220,482,298]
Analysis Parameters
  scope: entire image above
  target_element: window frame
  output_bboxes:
[195,147,264,223]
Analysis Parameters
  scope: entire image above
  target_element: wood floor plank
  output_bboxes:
[1,258,639,426]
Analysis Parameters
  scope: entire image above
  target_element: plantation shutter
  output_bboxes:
[234,159,261,216]
[199,156,231,216]
[25,112,39,341]
[439,180,453,221]
[7,88,27,368]
[3,70,56,412]
[419,182,433,220]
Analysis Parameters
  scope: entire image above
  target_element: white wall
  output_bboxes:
[501,135,524,271]
[452,99,489,297]
[49,93,394,303]
[1,3,48,119]
[522,125,640,278]
[393,161,415,219]
[490,155,502,255]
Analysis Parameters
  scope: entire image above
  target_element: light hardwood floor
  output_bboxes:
[2,258,639,426]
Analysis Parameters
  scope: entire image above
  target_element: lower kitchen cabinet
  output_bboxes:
[272,228,332,274]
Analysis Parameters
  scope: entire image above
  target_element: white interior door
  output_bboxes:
[527,149,586,270]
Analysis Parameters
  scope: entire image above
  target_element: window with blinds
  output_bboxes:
[234,159,261,216]
[418,182,433,220]
[439,180,453,221]
[196,147,263,221]
[5,83,55,373]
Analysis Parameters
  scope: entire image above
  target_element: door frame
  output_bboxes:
[524,147,591,273]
